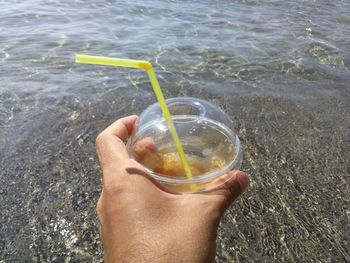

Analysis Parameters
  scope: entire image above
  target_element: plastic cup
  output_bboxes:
[127,97,242,193]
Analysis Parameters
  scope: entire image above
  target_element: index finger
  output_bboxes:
[96,115,138,175]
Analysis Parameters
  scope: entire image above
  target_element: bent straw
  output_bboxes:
[76,54,193,181]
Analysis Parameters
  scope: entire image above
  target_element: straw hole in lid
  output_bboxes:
[168,101,205,116]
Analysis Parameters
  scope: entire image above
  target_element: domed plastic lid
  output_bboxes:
[128,97,242,193]
[138,97,235,131]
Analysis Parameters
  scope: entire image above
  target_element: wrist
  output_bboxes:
[106,244,174,263]
[105,240,215,263]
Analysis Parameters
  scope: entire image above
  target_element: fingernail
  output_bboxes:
[237,172,249,190]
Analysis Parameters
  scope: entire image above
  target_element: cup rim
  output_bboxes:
[129,115,242,185]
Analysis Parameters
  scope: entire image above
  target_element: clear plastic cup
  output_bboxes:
[127,97,242,193]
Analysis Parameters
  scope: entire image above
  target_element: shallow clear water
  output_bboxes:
[1,0,349,262]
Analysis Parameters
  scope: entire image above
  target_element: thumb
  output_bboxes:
[210,170,250,212]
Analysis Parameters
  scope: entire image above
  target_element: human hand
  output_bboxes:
[96,115,249,263]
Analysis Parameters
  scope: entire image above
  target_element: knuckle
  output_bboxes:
[103,180,128,196]
[95,132,107,147]
[96,198,103,216]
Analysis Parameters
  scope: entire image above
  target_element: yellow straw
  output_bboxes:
[76,54,193,181]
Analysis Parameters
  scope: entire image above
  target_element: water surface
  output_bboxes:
[1,0,349,262]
